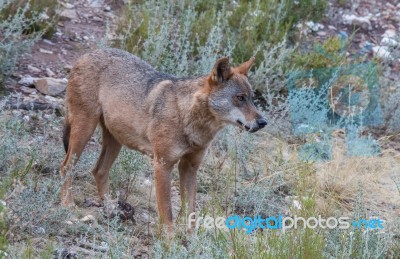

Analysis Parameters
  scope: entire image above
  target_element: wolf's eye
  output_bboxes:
[236,95,245,102]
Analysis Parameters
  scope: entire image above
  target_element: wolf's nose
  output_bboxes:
[256,118,267,128]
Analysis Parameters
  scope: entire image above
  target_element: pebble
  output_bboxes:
[27,65,41,73]
[20,86,37,94]
[42,39,54,45]
[18,76,38,86]
[46,68,55,77]
[343,14,372,30]
[39,48,53,54]
[64,3,75,9]
[64,65,73,72]
[80,215,96,223]
[60,9,79,21]
[372,46,392,59]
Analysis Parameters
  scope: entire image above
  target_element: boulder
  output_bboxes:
[34,77,67,96]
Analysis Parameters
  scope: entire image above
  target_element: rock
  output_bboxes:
[34,78,67,96]
[80,215,96,223]
[20,86,37,94]
[305,21,324,32]
[372,46,392,59]
[45,68,55,77]
[381,29,398,47]
[64,3,75,9]
[343,14,372,30]
[6,98,59,110]
[317,31,327,36]
[42,39,54,45]
[381,37,398,47]
[89,0,102,8]
[383,29,396,38]
[39,48,53,54]
[64,65,73,72]
[28,65,41,73]
[18,76,39,86]
[44,114,53,120]
[60,9,79,21]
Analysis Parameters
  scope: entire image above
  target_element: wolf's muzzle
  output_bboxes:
[237,118,267,133]
[256,118,267,129]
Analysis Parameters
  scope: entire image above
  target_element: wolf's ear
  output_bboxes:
[233,56,255,76]
[210,57,232,84]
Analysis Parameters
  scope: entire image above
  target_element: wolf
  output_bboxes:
[61,48,267,232]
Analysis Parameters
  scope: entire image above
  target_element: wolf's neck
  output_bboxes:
[181,88,224,148]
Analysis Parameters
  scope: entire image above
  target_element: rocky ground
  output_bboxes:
[3,0,121,114]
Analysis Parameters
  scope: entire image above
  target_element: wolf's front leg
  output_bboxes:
[153,157,174,233]
[177,150,206,230]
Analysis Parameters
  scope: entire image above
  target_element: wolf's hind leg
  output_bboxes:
[92,121,122,199]
[60,115,99,207]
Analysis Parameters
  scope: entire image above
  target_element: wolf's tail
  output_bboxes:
[63,114,71,153]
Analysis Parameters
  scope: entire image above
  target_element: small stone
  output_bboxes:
[18,76,38,86]
[305,21,324,32]
[104,6,111,12]
[383,29,396,38]
[64,3,74,9]
[343,14,372,30]
[372,46,392,59]
[28,65,41,73]
[23,115,30,122]
[60,9,79,21]
[328,25,337,30]
[39,48,53,54]
[20,86,37,94]
[46,68,55,77]
[80,215,96,223]
[34,78,68,96]
[42,39,54,45]
[89,0,102,8]
[83,36,89,41]
[381,37,398,47]
[64,65,73,72]
[317,31,327,36]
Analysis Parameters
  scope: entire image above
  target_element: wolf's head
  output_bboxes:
[206,57,267,133]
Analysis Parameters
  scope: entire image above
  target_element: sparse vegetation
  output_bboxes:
[0,0,399,258]
[0,0,58,88]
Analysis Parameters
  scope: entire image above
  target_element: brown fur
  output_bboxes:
[60,48,266,233]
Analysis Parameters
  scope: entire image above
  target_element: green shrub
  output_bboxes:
[116,0,328,67]
[0,1,44,87]
[1,0,59,37]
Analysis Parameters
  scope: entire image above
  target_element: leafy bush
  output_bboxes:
[1,0,59,37]
[116,0,327,69]
[0,1,43,87]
